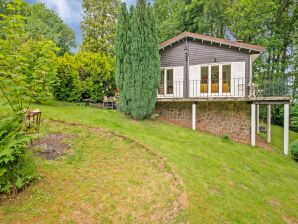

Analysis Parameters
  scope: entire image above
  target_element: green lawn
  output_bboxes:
[1,100,298,223]
[260,125,298,154]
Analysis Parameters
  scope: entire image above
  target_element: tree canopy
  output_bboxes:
[25,3,76,55]
[81,0,121,54]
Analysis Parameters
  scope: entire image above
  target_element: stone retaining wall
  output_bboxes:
[155,101,251,144]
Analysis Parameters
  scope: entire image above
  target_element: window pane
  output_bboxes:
[166,69,173,94]
[201,66,208,93]
[222,65,231,93]
[158,70,164,94]
[211,65,219,93]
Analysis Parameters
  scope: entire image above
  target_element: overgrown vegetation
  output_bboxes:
[115,0,160,119]
[0,114,37,194]
[53,52,115,102]
[0,0,58,110]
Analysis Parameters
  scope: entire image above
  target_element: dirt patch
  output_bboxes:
[284,216,298,224]
[30,133,74,160]
[268,198,281,207]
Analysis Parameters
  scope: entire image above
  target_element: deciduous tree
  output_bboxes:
[25,3,76,55]
[81,0,121,54]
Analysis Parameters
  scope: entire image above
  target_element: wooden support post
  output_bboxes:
[192,102,196,130]
[251,104,256,147]
[256,104,260,133]
[284,104,289,156]
[267,105,271,143]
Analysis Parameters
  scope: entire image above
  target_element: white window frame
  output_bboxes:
[158,67,174,98]
[192,62,240,97]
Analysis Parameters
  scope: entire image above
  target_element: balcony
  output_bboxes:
[157,77,292,102]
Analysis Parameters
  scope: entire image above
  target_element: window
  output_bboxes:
[222,65,231,93]
[201,66,208,93]
[158,70,165,95]
[166,69,173,94]
[211,65,219,93]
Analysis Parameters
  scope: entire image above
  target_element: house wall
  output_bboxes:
[155,101,251,144]
[160,40,188,97]
[160,39,251,97]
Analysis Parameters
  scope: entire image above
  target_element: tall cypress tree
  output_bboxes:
[115,0,160,119]
[115,3,128,101]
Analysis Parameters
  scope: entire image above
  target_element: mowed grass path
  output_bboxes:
[1,100,298,223]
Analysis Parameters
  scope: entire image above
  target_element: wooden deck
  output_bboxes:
[157,96,291,104]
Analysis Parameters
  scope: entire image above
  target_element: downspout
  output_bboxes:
[185,38,189,98]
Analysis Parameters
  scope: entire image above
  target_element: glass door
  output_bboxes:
[200,66,209,94]
[166,69,174,95]
[222,65,231,93]
[211,65,219,94]
[158,69,165,95]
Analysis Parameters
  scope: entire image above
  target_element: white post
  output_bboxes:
[256,104,260,133]
[284,104,289,156]
[251,104,256,147]
[192,102,196,130]
[267,105,271,143]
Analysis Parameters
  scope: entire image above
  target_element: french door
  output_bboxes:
[159,68,174,97]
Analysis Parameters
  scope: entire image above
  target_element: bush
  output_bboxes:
[53,52,115,103]
[291,140,298,161]
[271,104,298,132]
[0,113,37,194]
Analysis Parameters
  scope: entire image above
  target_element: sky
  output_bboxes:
[26,0,136,45]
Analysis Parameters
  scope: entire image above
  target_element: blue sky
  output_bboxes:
[26,0,136,45]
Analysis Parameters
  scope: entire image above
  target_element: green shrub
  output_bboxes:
[291,139,298,161]
[222,135,230,141]
[0,113,37,194]
[53,52,115,103]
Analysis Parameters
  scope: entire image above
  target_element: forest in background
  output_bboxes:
[0,0,297,125]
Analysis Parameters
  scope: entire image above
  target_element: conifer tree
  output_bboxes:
[115,0,160,119]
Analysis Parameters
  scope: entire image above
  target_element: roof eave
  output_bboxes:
[159,32,266,54]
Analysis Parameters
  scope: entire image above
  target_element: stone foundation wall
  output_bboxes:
[155,101,251,144]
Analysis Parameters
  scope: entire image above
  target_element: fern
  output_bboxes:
[0,114,37,194]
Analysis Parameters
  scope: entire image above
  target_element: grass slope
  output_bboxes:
[260,125,298,154]
[1,100,298,223]
[0,121,187,223]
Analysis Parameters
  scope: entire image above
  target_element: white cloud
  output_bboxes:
[36,0,82,25]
